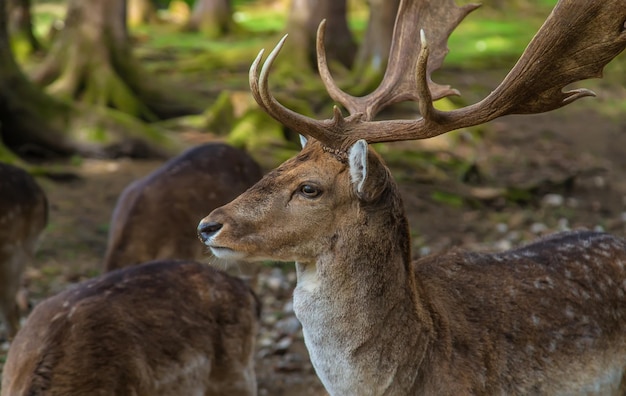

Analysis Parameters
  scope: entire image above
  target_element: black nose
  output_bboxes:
[197,220,223,242]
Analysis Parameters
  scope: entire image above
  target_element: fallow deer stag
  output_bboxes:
[104,142,262,272]
[2,259,260,396]
[0,163,47,340]
[198,0,626,394]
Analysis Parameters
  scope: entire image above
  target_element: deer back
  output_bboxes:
[0,163,48,339]
[412,230,626,394]
[1,259,260,396]
[103,143,263,271]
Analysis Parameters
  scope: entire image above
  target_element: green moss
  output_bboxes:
[203,90,236,136]
[431,190,465,208]
[0,143,23,164]
[228,109,298,169]
[228,109,283,149]
[446,16,547,69]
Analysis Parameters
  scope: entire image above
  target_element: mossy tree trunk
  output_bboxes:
[7,0,41,55]
[0,0,178,160]
[353,0,399,78]
[0,0,77,157]
[321,0,401,99]
[186,0,237,38]
[284,0,357,72]
[32,0,199,120]
[127,0,159,27]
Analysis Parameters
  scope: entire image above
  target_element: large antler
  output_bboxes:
[317,0,479,121]
[249,0,476,147]
[250,0,626,151]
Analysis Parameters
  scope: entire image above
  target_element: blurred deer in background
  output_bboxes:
[198,0,626,394]
[2,259,260,396]
[0,163,47,340]
[104,142,263,276]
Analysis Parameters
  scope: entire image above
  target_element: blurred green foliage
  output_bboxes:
[23,0,624,164]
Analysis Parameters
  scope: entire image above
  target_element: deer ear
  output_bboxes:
[348,139,368,194]
[299,135,308,149]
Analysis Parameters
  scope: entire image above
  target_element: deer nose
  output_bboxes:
[197,220,223,242]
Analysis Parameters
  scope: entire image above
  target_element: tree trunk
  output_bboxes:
[354,0,399,77]
[7,0,41,54]
[32,0,199,120]
[0,0,76,157]
[0,0,177,159]
[127,0,159,26]
[186,0,236,38]
[284,0,357,71]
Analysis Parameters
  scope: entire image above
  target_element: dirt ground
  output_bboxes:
[2,69,626,395]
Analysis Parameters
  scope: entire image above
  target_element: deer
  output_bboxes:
[103,142,263,276]
[1,259,260,396]
[197,0,626,394]
[0,163,47,340]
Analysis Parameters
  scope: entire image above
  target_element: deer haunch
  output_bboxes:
[0,163,47,340]
[104,142,263,272]
[1,259,260,396]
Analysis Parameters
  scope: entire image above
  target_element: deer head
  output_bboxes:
[199,0,626,263]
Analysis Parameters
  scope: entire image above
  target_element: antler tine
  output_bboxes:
[344,0,626,145]
[248,35,346,146]
[316,0,479,121]
[249,48,271,115]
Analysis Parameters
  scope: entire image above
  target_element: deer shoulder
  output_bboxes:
[1,259,260,396]
[0,163,47,340]
[103,142,262,271]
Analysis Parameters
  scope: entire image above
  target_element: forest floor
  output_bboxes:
[2,68,626,395]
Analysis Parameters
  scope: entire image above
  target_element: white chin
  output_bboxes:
[209,246,247,260]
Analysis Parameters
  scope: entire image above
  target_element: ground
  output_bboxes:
[2,69,626,395]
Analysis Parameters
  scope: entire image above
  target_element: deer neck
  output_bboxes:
[292,191,433,395]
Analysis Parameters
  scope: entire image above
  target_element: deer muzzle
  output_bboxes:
[197,220,223,244]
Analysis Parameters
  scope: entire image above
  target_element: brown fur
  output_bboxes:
[199,139,626,395]
[103,143,262,272]
[1,260,260,396]
[0,163,47,339]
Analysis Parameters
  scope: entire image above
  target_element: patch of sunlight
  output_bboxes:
[445,18,543,69]
[32,2,67,37]
[235,9,286,33]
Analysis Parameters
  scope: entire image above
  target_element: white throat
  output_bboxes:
[292,260,418,395]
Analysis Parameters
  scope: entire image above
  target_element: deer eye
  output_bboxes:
[298,184,322,198]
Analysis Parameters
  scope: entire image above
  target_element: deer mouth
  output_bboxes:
[209,246,246,260]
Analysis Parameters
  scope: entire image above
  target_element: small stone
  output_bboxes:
[274,336,293,354]
[542,194,564,207]
[494,239,512,251]
[275,316,301,335]
[495,223,508,234]
[283,300,294,315]
[593,176,606,188]
[530,222,548,234]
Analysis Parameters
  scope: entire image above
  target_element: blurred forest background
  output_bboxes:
[3,0,599,168]
[1,0,626,394]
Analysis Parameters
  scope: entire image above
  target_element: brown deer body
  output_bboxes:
[198,0,626,394]
[0,163,47,339]
[104,142,262,271]
[1,259,260,396]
